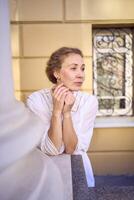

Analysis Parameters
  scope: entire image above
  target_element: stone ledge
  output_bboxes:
[71,155,89,200]
[51,154,73,200]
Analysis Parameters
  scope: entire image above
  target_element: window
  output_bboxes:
[93,28,133,116]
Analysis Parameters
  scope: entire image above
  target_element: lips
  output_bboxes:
[74,82,83,85]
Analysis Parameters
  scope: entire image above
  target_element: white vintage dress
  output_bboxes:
[26,88,98,187]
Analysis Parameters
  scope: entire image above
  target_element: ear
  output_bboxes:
[54,70,61,79]
[53,70,61,83]
[53,71,58,79]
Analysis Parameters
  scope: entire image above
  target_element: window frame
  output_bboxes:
[93,28,133,117]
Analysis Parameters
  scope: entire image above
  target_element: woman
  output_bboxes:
[27,47,98,187]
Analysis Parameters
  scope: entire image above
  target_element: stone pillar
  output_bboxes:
[0,0,64,199]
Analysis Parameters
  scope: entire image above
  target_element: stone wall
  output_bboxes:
[10,0,134,175]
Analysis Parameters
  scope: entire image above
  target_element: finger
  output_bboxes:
[65,91,74,99]
[53,87,68,101]
[56,89,68,101]
[60,91,68,103]
[54,87,69,98]
[55,91,67,110]
[65,92,75,104]
[53,83,64,94]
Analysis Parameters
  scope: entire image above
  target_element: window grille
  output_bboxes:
[93,28,133,116]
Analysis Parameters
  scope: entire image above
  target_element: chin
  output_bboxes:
[63,83,82,91]
[69,87,81,91]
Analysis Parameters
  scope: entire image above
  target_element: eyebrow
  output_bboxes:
[67,63,85,67]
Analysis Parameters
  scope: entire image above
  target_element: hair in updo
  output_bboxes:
[46,47,83,84]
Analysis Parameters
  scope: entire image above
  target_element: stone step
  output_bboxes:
[95,175,134,187]
[71,155,134,200]
[88,186,134,200]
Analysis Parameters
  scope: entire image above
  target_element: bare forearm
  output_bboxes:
[48,84,69,150]
[48,113,63,150]
[63,112,78,154]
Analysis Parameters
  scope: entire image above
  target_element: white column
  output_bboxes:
[0,0,14,105]
[0,1,65,199]
[0,0,45,170]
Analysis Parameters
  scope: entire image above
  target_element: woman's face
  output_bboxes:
[56,53,85,91]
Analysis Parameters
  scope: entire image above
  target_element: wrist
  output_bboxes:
[52,111,62,118]
[63,112,71,118]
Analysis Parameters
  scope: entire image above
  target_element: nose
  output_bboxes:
[76,69,85,78]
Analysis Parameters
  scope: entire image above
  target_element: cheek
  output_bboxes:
[60,71,71,81]
[83,73,85,80]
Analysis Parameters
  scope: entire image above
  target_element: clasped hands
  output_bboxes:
[52,83,75,116]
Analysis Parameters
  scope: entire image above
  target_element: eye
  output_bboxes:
[82,66,85,71]
[71,67,77,70]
